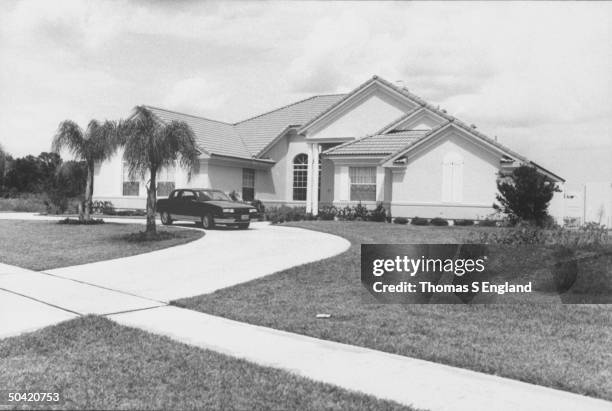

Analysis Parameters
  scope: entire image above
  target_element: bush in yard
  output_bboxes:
[470,221,609,248]
[92,200,115,215]
[265,206,307,224]
[410,217,429,226]
[369,202,387,222]
[353,202,369,221]
[250,199,265,215]
[454,219,474,226]
[430,217,449,226]
[318,205,338,221]
[493,165,560,227]
[394,217,408,225]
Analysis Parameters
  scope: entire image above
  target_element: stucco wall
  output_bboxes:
[389,130,501,219]
[93,151,206,209]
[308,90,414,140]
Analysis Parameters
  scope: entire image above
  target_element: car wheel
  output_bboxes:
[161,211,172,225]
[201,213,215,229]
[238,222,250,230]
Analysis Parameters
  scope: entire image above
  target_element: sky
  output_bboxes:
[0,1,610,187]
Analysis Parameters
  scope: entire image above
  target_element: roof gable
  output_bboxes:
[298,76,420,137]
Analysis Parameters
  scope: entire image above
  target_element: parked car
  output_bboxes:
[157,188,257,229]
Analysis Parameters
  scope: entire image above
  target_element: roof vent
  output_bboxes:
[441,109,447,113]
[470,124,477,129]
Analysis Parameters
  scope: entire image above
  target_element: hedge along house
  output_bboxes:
[93,75,564,220]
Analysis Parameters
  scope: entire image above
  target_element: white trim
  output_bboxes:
[390,201,492,208]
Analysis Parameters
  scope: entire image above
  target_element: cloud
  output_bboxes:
[0,1,610,185]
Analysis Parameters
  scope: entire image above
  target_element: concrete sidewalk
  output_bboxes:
[111,306,611,411]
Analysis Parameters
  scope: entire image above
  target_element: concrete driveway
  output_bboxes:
[45,221,349,302]
[0,214,350,323]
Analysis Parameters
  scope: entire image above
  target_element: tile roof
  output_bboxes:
[145,106,252,159]
[145,95,345,160]
[323,130,429,156]
[233,94,345,155]
[141,75,557,180]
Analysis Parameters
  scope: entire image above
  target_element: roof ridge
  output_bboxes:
[234,94,346,125]
[144,105,232,125]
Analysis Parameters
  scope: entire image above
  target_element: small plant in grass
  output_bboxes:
[430,217,449,226]
[121,230,189,242]
[58,217,105,225]
[410,217,429,226]
[454,219,474,226]
[394,217,408,225]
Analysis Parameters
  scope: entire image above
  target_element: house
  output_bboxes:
[93,75,564,220]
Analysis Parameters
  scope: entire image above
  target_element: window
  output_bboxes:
[122,162,139,196]
[242,168,255,201]
[157,164,176,197]
[178,190,196,201]
[350,167,376,201]
[442,152,463,203]
[293,154,308,201]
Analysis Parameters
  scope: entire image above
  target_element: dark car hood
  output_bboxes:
[203,200,254,209]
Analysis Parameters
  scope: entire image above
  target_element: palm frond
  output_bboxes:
[52,120,85,158]
[122,107,199,180]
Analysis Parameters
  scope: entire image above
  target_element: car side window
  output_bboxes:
[181,191,196,201]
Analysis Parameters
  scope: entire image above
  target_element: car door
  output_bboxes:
[181,190,198,217]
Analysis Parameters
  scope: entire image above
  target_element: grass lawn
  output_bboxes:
[176,221,612,401]
[0,316,410,410]
[0,220,204,271]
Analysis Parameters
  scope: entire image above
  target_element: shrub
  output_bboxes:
[58,217,105,225]
[318,205,338,221]
[430,217,449,226]
[493,165,560,227]
[470,221,609,248]
[369,202,387,222]
[250,199,265,215]
[353,202,369,221]
[454,219,474,226]
[265,206,307,224]
[92,200,115,215]
[411,217,429,226]
[479,219,497,227]
[394,217,408,225]
[0,193,48,213]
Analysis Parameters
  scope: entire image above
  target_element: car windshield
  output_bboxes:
[197,190,231,201]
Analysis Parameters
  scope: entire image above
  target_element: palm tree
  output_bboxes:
[122,106,199,234]
[52,119,120,221]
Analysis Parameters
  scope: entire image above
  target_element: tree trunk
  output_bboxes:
[146,167,157,234]
[83,163,94,221]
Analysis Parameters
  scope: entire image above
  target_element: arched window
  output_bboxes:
[293,154,308,201]
[442,152,463,203]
